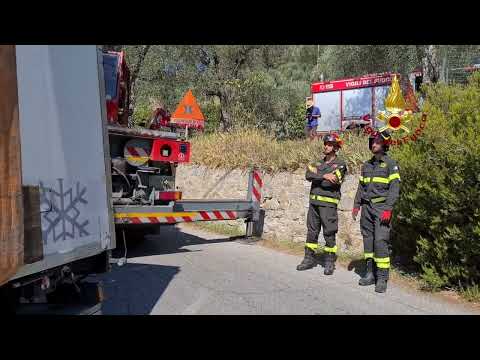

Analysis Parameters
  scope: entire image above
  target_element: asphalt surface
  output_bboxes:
[98,224,479,315]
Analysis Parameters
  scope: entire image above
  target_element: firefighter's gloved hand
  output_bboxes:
[352,208,360,221]
[380,210,392,224]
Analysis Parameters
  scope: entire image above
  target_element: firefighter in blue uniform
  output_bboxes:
[352,130,400,293]
[297,133,347,275]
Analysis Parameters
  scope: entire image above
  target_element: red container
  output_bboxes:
[150,138,191,163]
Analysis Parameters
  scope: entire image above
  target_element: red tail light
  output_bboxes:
[156,191,182,201]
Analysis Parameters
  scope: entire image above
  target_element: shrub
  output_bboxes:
[283,100,307,140]
[391,72,480,290]
[132,101,152,127]
[201,100,221,134]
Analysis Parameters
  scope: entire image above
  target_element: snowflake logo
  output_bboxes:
[39,179,90,244]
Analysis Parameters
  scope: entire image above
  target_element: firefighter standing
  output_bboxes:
[297,133,347,275]
[352,130,400,293]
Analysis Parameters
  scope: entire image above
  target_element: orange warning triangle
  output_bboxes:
[170,90,205,128]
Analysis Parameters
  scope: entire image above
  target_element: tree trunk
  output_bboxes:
[0,45,24,286]
[218,92,232,132]
[423,45,440,84]
[128,45,151,126]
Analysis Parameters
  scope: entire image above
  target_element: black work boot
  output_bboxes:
[375,269,389,293]
[296,247,317,271]
[323,253,336,275]
[358,258,376,286]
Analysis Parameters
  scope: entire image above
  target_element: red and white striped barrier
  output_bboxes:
[252,169,263,204]
[114,210,239,225]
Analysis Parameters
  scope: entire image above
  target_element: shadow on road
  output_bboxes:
[99,262,180,315]
[347,259,366,278]
[123,226,242,258]
[103,225,244,314]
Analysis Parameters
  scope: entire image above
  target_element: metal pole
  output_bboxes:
[245,168,254,238]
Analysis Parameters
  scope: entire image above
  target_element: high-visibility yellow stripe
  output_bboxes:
[324,246,337,253]
[374,257,390,269]
[371,177,389,184]
[361,174,400,184]
[389,173,401,181]
[310,195,339,204]
[335,169,342,181]
[305,243,318,250]
[360,177,371,183]
[114,212,197,218]
[371,197,386,203]
[364,252,374,259]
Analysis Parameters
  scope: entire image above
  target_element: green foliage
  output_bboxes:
[391,72,480,291]
[201,100,221,134]
[119,45,480,139]
[460,283,480,303]
[318,45,423,80]
[132,101,152,127]
[284,100,307,139]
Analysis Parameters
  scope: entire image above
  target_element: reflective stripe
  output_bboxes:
[371,197,386,204]
[389,173,400,181]
[310,195,339,204]
[360,176,371,183]
[362,174,400,185]
[371,177,389,184]
[376,262,390,269]
[335,169,342,181]
[374,257,390,268]
[364,252,374,259]
[305,243,318,250]
[324,246,337,253]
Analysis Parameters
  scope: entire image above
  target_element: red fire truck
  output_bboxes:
[311,71,422,134]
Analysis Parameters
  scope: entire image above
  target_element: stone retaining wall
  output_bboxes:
[176,165,363,255]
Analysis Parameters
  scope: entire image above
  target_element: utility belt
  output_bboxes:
[361,196,386,205]
[310,194,339,205]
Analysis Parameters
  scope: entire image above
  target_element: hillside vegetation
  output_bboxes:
[190,128,370,174]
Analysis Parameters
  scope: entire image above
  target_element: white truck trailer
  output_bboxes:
[0,45,263,314]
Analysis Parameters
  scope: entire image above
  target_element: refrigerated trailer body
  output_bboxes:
[14,45,115,279]
[0,45,263,314]
[0,45,112,313]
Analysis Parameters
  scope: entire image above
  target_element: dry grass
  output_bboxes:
[460,284,480,303]
[190,128,369,173]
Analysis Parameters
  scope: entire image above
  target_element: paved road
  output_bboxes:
[98,224,478,315]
